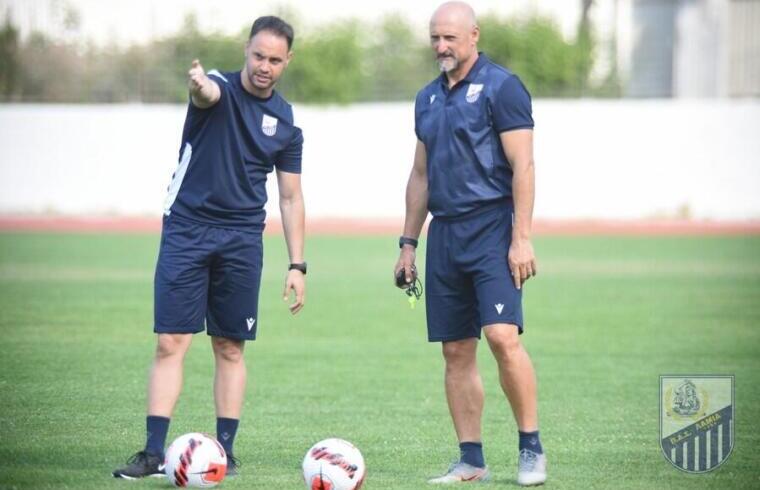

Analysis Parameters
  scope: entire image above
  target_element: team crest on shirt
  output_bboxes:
[465,83,484,103]
[262,114,278,136]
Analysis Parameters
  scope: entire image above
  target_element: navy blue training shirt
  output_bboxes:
[415,53,533,218]
[164,69,303,230]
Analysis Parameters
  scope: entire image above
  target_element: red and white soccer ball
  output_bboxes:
[164,433,227,488]
[302,438,366,490]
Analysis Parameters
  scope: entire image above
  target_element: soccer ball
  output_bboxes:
[302,438,366,490]
[164,432,227,487]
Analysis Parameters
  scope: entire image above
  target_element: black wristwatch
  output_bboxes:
[289,262,307,275]
[399,236,419,249]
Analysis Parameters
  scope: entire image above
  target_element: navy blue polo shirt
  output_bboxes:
[164,69,303,230]
[414,53,533,218]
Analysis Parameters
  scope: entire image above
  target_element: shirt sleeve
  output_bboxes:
[276,127,303,174]
[414,91,424,141]
[492,75,534,132]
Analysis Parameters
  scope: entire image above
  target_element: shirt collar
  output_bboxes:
[463,52,489,83]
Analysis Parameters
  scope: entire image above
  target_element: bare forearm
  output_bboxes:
[191,84,219,108]
[280,194,305,263]
[403,170,429,239]
[512,158,535,239]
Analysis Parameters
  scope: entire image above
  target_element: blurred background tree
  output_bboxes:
[0,7,603,103]
[479,13,593,97]
[360,14,436,101]
[278,20,364,103]
[0,12,20,100]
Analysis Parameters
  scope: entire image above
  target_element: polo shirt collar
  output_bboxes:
[463,52,489,83]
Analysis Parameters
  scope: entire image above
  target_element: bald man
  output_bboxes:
[394,2,546,486]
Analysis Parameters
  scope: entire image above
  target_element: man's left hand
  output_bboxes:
[508,237,537,290]
[283,269,305,314]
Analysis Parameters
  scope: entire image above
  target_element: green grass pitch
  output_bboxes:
[1,232,759,489]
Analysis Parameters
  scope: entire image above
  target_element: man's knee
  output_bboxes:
[442,338,477,367]
[212,337,245,363]
[155,333,192,359]
[483,324,522,361]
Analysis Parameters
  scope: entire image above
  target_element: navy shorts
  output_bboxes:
[425,201,523,342]
[154,214,263,341]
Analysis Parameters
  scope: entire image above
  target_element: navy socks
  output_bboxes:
[459,441,485,468]
[143,416,240,458]
[457,431,542,468]
[143,416,239,457]
[217,417,240,456]
[518,430,543,454]
[145,415,170,457]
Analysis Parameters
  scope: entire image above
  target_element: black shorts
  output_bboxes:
[154,214,263,341]
[425,202,523,342]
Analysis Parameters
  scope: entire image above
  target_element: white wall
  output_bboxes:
[1,100,759,220]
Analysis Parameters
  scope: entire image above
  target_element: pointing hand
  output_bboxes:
[188,59,208,95]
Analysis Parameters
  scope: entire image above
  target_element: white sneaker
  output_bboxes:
[428,462,491,484]
[517,449,547,486]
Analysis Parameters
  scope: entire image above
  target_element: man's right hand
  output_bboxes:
[394,245,417,288]
[188,59,209,94]
[187,60,208,95]
[187,59,220,108]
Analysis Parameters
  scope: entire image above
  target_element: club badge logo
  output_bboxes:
[262,114,278,136]
[465,83,483,103]
[660,375,734,473]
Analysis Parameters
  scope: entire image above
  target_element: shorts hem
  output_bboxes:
[154,325,204,335]
[482,320,524,334]
[427,332,482,343]
[207,330,256,341]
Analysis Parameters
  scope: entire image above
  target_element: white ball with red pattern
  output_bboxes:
[302,438,366,490]
[164,432,227,488]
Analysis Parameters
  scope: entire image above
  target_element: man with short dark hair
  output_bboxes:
[113,15,306,479]
[394,2,546,486]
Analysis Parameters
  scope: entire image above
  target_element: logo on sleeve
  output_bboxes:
[246,317,256,331]
[429,94,436,104]
[262,114,278,136]
[466,83,484,103]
